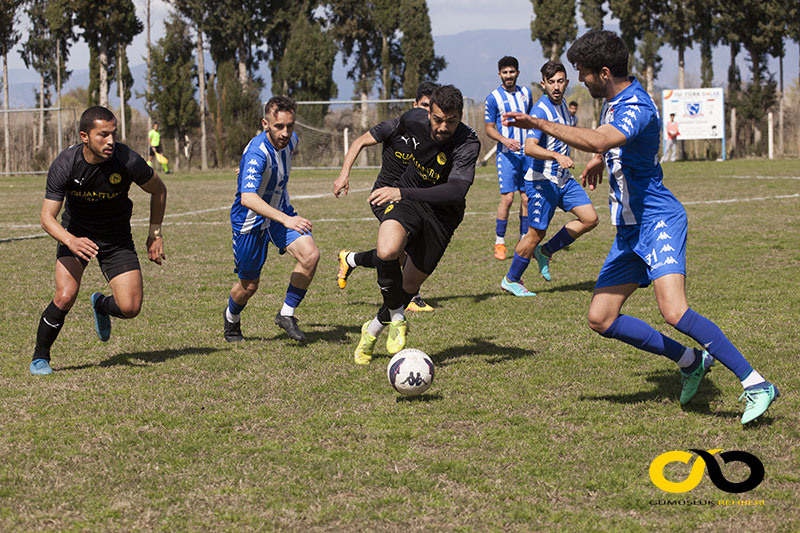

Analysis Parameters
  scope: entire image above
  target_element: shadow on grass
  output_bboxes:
[395,392,443,403]
[579,369,742,421]
[431,337,536,367]
[420,291,502,306]
[59,346,219,370]
[246,323,354,344]
[535,279,597,294]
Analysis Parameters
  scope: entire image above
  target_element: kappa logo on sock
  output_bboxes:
[649,450,764,494]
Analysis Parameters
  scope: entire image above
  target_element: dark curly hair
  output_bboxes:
[264,96,296,117]
[540,60,566,80]
[430,85,463,116]
[566,30,628,78]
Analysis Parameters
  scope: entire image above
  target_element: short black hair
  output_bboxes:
[430,85,463,116]
[415,81,439,102]
[540,60,566,80]
[498,56,519,71]
[568,101,578,107]
[79,106,116,134]
[669,113,676,117]
[264,96,296,117]
[566,30,628,78]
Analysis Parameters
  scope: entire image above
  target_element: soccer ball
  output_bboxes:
[387,349,434,396]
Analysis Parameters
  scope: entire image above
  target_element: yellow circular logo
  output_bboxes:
[109,173,122,185]
[649,449,722,493]
[437,152,446,165]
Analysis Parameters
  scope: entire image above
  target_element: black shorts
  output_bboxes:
[149,145,163,156]
[371,201,388,221]
[57,236,140,282]
[381,201,460,275]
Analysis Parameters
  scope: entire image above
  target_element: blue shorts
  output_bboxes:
[524,178,591,231]
[232,218,309,280]
[496,151,529,194]
[595,210,687,289]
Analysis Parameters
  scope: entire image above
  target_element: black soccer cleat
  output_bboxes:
[274,312,306,342]
[223,310,244,342]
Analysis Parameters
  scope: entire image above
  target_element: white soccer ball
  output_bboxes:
[387,348,434,396]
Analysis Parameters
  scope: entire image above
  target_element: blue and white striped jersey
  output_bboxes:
[601,77,682,226]
[230,130,299,234]
[484,85,533,154]
[526,94,573,187]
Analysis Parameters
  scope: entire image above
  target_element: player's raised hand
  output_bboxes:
[581,154,605,191]
[66,236,99,261]
[368,186,401,206]
[333,174,349,197]
[554,153,574,169]
[502,112,536,130]
[284,215,313,234]
[146,235,165,265]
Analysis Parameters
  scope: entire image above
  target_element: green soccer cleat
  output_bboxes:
[354,320,377,365]
[386,319,408,355]
[679,350,714,405]
[739,382,780,424]
[500,276,536,297]
[534,245,551,281]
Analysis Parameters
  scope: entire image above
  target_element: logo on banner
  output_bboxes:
[685,101,702,117]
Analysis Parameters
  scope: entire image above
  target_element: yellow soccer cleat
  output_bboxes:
[354,320,377,365]
[337,249,355,289]
[386,319,408,355]
[406,295,434,312]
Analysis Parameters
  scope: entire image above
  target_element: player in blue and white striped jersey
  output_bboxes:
[485,56,532,261]
[224,96,320,343]
[501,61,598,297]
[503,30,778,425]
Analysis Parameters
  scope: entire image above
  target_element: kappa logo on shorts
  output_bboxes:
[384,204,395,215]
[654,220,668,230]
[664,257,678,265]
[657,231,671,241]
[437,152,447,165]
[649,450,764,494]
[660,244,676,253]
[109,173,122,185]
[534,201,541,207]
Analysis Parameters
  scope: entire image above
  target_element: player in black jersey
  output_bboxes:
[29,106,167,375]
[333,82,438,312]
[352,85,480,364]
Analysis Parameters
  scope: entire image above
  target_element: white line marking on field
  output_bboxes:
[727,175,800,180]
[2,193,798,243]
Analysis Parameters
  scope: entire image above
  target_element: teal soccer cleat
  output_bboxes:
[534,245,551,281]
[501,276,536,297]
[30,358,53,375]
[679,350,714,405]
[739,382,780,424]
[91,292,111,342]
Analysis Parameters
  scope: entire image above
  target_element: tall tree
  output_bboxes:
[271,5,337,126]
[660,0,693,89]
[73,0,142,107]
[0,0,23,173]
[44,0,75,152]
[608,0,664,96]
[150,11,200,171]
[689,0,718,88]
[172,0,210,170]
[579,0,604,30]
[400,0,445,98]
[20,0,56,152]
[530,0,577,61]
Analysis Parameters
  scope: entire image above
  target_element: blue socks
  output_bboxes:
[495,218,508,238]
[519,215,529,237]
[675,308,753,380]
[543,226,575,255]
[506,253,530,283]
[284,284,307,309]
[601,314,687,362]
[228,296,246,315]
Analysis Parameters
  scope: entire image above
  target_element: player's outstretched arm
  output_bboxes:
[503,112,626,154]
[240,192,312,234]
[40,199,99,261]
[140,173,168,264]
[334,131,380,198]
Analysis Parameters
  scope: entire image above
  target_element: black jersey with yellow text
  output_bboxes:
[45,143,153,240]
[395,107,480,222]
[368,117,416,190]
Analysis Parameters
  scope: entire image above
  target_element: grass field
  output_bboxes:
[1,159,798,531]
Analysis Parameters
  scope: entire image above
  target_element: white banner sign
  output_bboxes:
[661,88,725,141]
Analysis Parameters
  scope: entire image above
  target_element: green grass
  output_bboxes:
[1,159,798,531]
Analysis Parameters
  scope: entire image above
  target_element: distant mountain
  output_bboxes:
[7,27,799,111]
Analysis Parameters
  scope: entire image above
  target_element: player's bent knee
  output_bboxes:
[587,313,612,334]
[660,308,685,328]
[54,290,79,311]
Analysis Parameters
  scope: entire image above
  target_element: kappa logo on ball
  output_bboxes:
[649,450,764,494]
